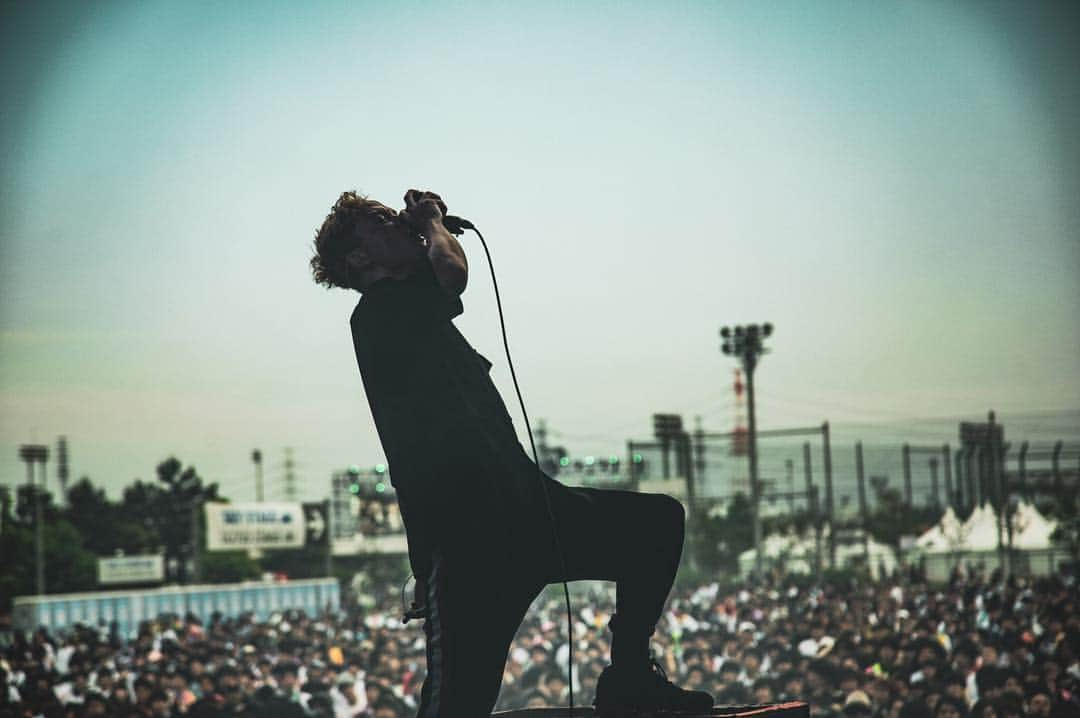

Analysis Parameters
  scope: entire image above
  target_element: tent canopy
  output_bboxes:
[919,501,1059,553]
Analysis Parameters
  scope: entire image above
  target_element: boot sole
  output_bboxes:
[492,702,809,717]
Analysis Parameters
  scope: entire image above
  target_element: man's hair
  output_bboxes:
[310,190,385,292]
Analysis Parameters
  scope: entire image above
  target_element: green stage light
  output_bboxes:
[374,463,387,474]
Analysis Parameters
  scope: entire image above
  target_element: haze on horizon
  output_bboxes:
[2,1,1078,502]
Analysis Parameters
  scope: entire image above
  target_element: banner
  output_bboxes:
[303,501,329,547]
[205,502,305,551]
[98,554,165,585]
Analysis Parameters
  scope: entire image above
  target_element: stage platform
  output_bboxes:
[492,702,809,717]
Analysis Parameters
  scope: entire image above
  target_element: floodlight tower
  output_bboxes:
[720,323,773,576]
[18,444,49,595]
[251,449,264,502]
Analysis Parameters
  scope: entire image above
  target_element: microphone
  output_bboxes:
[441,215,475,235]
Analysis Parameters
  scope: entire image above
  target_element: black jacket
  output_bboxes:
[350,260,543,582]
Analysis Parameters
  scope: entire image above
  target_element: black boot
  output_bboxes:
[594,652,714,716]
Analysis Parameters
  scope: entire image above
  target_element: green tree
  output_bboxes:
[122,457,220,584]
[1047,494,1079,563]
[14,484,60,524]
[43,521,98,593]
[64,477,156,557]
[260,544,332,580]
[0,496,97,610]
[686,493,755,578]
[866,482,940,551]
[0,484,12,534]
[200,551,262,583]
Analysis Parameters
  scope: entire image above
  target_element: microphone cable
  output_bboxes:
[463,221,578,716]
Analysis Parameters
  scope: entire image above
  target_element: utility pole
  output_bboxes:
[720,322,773,577]
[19,445,49,595]
[252,449,264,502]
[190,495,202,584]
[929,458,940,508]
[1051,441,1063,492]
[942,444,953,509]
[856,442,870,565]
[785,459,795,514]
[536,419,549,468]
[283,448,297,501]
[653,414,695,569]
[802,442,822,580]
[56,437,69,502]
[988,410,1007,581]
[902,444,913,507]
[324,498,334,579]
[955,449,967,511]
[693,417,706,489]
[652,414,694,503]
[1018,442,1029,500]
[822,422,835,568]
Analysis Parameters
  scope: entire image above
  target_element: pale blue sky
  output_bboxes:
[2,1,1077,501]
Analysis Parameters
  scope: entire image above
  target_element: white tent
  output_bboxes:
[738,527,896,579]
[942,507,964,545]
[961,504,1001,551]
[1009,500,1058,550]
[916,504,997,554]
[835,537,898,580]
[920,501,1060,554]
[917,501,1066,581]
[738,531,815,577]
[916,506,966,551]
[915,518,944,550]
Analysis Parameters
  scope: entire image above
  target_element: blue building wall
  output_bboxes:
[12,579,340,639]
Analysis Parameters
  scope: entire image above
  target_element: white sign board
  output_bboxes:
[205,502,305,551]
[98,554,165,585]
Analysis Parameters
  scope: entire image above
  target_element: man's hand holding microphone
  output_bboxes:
[400,189,469,297]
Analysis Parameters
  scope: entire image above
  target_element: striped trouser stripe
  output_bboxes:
[422,549,444,718]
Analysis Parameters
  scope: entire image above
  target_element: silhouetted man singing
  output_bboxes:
[310,189,713,717]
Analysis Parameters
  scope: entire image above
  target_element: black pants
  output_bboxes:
[413,469,686,717]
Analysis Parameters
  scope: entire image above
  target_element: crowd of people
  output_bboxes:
[1,566,1077,717]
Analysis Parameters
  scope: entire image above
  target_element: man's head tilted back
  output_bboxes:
[310,191,426,293]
